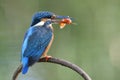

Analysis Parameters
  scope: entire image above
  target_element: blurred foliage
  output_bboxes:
[0,0,120,80]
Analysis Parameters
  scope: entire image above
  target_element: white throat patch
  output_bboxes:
[34,21,45,26]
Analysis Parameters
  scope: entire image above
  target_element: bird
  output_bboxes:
[21,11,72,74]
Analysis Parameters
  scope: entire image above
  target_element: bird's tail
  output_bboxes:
[22,57,29,74]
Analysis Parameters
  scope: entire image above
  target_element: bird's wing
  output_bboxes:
[21,27,52,61]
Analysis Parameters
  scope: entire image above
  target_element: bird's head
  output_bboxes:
[31,11,73,29]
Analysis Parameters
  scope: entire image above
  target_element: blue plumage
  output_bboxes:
[22,25,52,63]
[21,11,54,74]
[22,22,53,74]
[22,57,28,74]
[21,11,71,74]
[30,11,54,26]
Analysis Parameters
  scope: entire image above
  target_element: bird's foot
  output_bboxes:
[44,56,52,61]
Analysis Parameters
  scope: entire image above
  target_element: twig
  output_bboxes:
[12,57,92,80]
[12,64,22,80]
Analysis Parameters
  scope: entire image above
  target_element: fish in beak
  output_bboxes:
[59,18,72,29]
[52,15,73,29]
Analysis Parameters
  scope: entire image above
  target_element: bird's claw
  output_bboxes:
[44,56,52,61]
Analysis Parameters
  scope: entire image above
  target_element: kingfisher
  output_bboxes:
[21,11,72,74]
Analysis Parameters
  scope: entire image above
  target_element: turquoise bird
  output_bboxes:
[21,11,72,74]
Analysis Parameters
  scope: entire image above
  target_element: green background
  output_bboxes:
[0,0,120,80]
